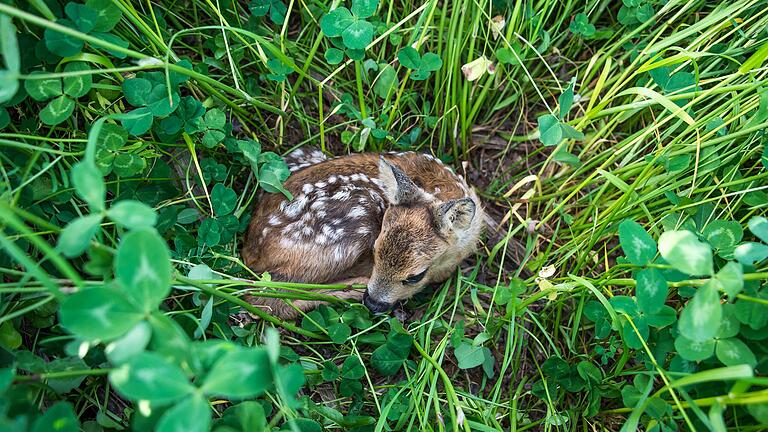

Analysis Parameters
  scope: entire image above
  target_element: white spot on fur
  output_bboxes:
[268,215,281,226]
[328,175,338,184]
[283,195,307,217]
[348,206,367,218]
[315,181,327,188]
[331,190,350,200]
[302,184,314,194]
[310,199,325,210]
[357,226,371,235]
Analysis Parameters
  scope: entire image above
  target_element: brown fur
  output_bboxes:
[242,151,484,318]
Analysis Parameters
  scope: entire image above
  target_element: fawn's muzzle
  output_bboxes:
[362,290,392,314]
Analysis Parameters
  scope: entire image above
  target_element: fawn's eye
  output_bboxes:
[403,269,427,285]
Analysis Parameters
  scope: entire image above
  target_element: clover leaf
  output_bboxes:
[249,0,288,25]
[44,1,125,58]
[320,0,379,51]
[266,58,294,82]
[24,62,93,125]
[569,13,595,37]
[397,47,443,81]
[200,108,228,148]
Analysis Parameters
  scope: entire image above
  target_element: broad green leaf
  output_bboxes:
[113,153,146,177]
[325,47,344,65]
[44,20,84,57]
[715,338,757,367]
[57,214,103,258]
[65,3,98,33]
[370,328,412,376]
[397,47,421,70]
[341,356,365,380]
[258,154,292,198]
[320,7,354,38]
[537,114,562,146]
[0,107,7,129]
[328,322,352,344]
[717,304,741,338]
[202,129,226,148]
[541,356,569,378]
[645,305,676,328]
[576,361,602,386]
[123,77,152,107]
[714,262,743,301]
[24,73,62,101]
[0,14,20,73]
[108,200,158,229]
[121,107,154,135]
[0,321,21,350]
[210,183,237,216]
[702,220,743,251]
[373,63,397,99]
[351,0,378,18]
[496,44,522,65]
[748,216,768,243]
[659,230,713,275]
[147,84,179,117]
[621,314,648,349]
[674,335,714,361]
[99,123,128,150]
[559,79,575,118]
[71,160,106,212]
[734,242,768,266]
[39,95,75,125]
[420,53,443,72]
[31,402,79,432]
[202,348,272,398]
[115,228,172,312]
[105,321,152,365]
[86,0,123,32]
[322,361,340,381]
[156,394,211,432]
[62,62,92,98]
[747,403,768,425]
[60,287,143,341]
[618,220,657,265]
[678,280,722,342]
[110,352,194,404]
[342,20,374,50]
[635,268,667,314]
[454,342,485,369]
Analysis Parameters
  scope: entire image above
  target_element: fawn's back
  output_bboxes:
[242,150,483,316]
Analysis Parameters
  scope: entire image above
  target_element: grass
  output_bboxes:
[0,0,767,431]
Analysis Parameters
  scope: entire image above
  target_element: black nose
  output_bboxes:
[362,291,392,314]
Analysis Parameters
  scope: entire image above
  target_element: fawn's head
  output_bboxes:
[363,157,478,313]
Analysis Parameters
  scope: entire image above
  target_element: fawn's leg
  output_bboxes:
[245,277,369,320]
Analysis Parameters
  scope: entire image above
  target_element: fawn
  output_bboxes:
[242,149,484,319]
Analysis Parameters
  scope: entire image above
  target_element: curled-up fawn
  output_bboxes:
[242,149,484,319]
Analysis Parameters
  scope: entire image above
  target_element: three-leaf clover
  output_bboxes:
[249,0,288,25]
[121,65,191,135]
[537,79,583,147]
[320,0,379,51]
[397,47,443,81]
[94,123,146,176]
[199,108,228,148]
[44,0,125,58]
[570,13,596,37]
[24,62,92,125]
[266,58,295,82]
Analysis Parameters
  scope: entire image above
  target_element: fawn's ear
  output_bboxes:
[435,197,476,234]
[378,156,423,205]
